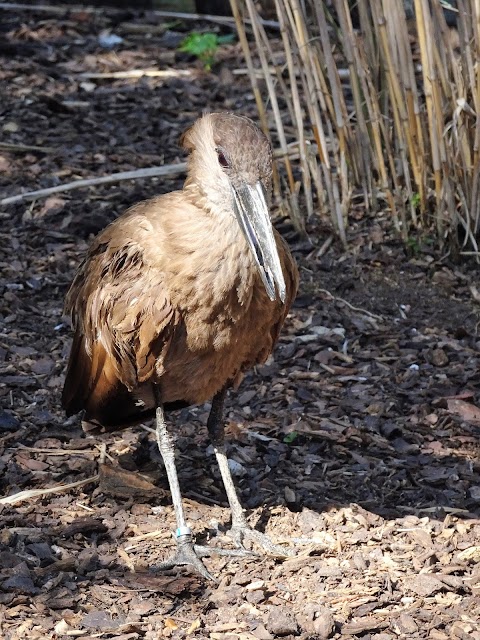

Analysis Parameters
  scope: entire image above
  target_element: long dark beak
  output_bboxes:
[232,181,286,303]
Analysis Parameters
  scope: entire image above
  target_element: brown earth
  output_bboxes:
[0,5,479,640]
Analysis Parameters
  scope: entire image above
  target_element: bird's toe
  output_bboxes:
[228,525,294,558]
[151,540,257,581]
[152,541,216,581]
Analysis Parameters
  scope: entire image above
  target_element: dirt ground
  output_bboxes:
[1,5,480,639]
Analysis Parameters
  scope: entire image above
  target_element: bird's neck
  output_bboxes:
[183,179,226,217]
[167,187,260,311]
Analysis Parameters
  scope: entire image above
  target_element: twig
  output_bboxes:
[10,445,97,456]
[139,9,280,29]
[0,162,187,206]
[0,142,55,153]
[0,2,70,12]
[0,4,280,29]
[0,474,99,506]
[318,287,384,322]
[78,69,196,80]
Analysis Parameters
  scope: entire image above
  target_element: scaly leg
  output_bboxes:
[207,388,293,557]
[152,403,251,581]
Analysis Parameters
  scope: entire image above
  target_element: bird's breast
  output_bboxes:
[158,272,279,405]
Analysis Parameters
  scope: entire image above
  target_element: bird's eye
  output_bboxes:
[216,148,229,168]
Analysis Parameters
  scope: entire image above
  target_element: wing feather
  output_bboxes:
[62,221,175,425]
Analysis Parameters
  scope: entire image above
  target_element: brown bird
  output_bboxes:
[62,113,299,579]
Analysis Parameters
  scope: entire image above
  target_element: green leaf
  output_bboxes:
[178,32,235,70]
[283,431,298,444]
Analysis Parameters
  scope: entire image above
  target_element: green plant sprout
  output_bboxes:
[406,236,421,255]
[410,192,421,209]
[179,32,235,70]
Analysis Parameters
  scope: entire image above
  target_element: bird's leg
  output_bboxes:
[207,388,292,557]
[152,401,251,580]
[152,403,214,579]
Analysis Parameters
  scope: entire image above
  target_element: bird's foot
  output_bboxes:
[228,522,294,558]
[152,529,255,581]
[153,539,215,580]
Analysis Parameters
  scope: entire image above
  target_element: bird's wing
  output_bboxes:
[62,209,175,421]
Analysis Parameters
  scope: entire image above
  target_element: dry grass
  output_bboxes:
[231,0,480,256]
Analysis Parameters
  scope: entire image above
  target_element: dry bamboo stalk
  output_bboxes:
[256,23,295,123]
[246,0,296,194]
[473,0,480,161]
[336,0,370,197]
[354,31,398,225]
[233,0,480,251]
[282,0,317,218]
[415,0,444,238]
[229,0,270,139]
[388,0,423,225]
[374,1,409,235]
[390,0,424,206]
[314,1,347,153]
[230,0,283,200]
[357,0,378,72]
[312,3,351,240]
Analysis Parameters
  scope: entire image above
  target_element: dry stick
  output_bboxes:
[300,0,338,222]
[0,474,100,506]
[0,162,187,206]
[337,0,370,202]
[0,142,55,153]
[245,1,292,155]
[465,0,480,236]
[428,6,457,246]
[281,0,339,233]
[0,3,280,28]
[357,0,377,71]
[354,36,385,211]
[318,288,383,322]
[78,69,196,80]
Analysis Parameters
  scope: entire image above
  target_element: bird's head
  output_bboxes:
[181,112,286,303]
